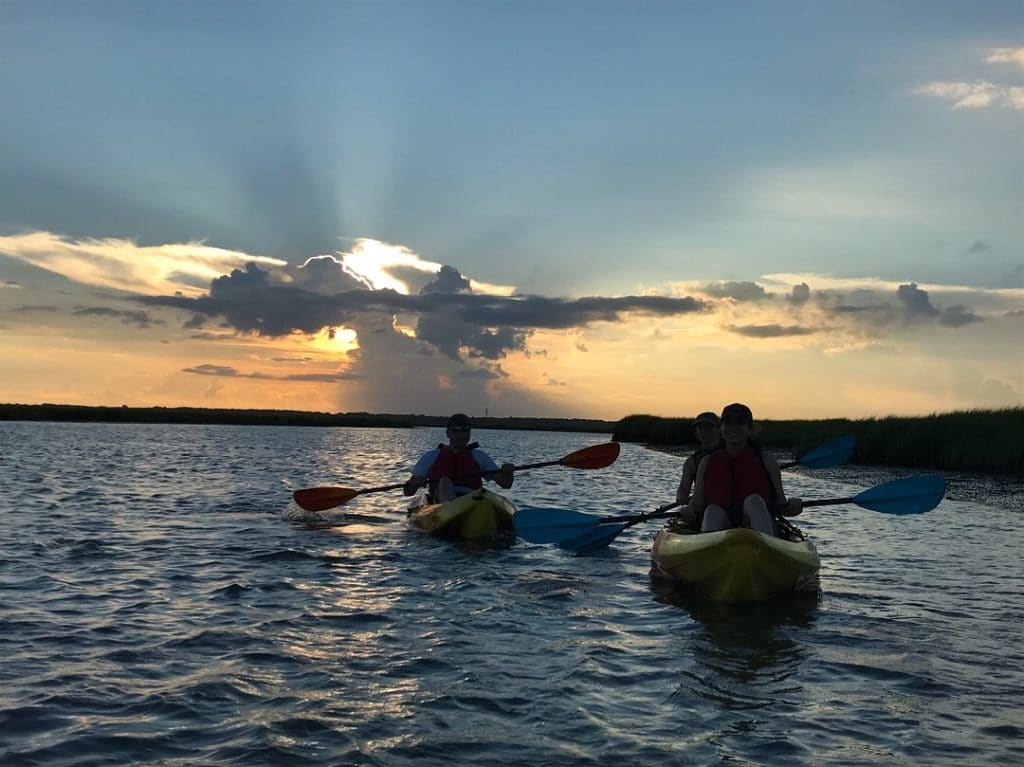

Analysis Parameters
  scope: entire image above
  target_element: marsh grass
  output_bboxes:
[613,408,1024,476]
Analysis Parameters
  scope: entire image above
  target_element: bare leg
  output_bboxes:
[701,504,731,532]
[742,494,775,535]
[435,477,456,503]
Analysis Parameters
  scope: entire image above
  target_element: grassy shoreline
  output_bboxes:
[5,402,1022,476]
[613,409,1024,477]
[0,403,616,434]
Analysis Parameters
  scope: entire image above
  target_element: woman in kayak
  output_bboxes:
[403,413,515,503]
[683,403,802,534]
[676,410,724,507]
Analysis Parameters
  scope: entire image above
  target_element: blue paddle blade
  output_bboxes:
[799,434,855,468]
[513,507,601,544]
[853,473,946,515]
[559,523,628,553]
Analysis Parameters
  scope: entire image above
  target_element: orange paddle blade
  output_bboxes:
[292,486,360,512]
[560,441,620,470]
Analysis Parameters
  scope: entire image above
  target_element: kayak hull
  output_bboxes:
[651,527,820,604]
[407,488,516,542]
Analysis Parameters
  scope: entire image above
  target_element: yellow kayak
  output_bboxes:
[407,488,516,543]
[650,526,820,604]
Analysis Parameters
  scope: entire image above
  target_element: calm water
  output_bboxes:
[1,422,1022,766]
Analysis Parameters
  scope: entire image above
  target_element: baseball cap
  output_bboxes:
[720,403,753,424]
[693,411,720,426]
[446,413,472,429]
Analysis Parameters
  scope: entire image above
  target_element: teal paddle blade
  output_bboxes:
[799,434,855,468]
[513,507,600,544]
[853,473,946,515]
[559,523,628,553]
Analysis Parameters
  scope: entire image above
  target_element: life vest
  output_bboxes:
[704,445,775,511]
[428,443,483,497]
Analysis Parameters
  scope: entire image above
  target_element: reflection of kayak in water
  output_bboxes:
[406,488,516,543]
[650,526,820,604]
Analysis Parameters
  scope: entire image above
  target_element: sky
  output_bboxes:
[1,1,1022,421]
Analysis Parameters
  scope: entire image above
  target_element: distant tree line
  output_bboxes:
[613,408,1024,476]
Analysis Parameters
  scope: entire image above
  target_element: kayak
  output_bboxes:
[407,487,516,543]
[650,526,820,604]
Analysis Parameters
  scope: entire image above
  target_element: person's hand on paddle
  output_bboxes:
[781,497,803,516]
[678,501,698,527]
[494,462,515,489]
[403,475,427,496]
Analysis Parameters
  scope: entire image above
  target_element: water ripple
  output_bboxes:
[1,422,1022,766]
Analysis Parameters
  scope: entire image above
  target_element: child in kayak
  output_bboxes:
[676,411,724,507]
[683,403,802,534]
[403,413,515,503]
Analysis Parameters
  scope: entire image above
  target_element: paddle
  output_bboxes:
[801,473,946,515]
[780,433,854,469]
[514,473,946,551]
[512,434,855,546]
[292,441,621,512]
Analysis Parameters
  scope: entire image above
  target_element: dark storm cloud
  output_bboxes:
[139,263,708,360]
[698,281,770,301]
[727,323,818,338]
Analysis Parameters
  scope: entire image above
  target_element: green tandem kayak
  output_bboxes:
[650,526,820,604]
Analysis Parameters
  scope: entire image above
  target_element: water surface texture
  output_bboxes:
[1,422,1021,766]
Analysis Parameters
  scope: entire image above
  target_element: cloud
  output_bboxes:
[698,281,770,301]
[916,81,1024,110]
[183,363,359,381]
[140,263,708,359]
[938,305,982,327]
[896,282,939,320]
[788,282,811,305]
[0,231,287,296]
[726,323,818,338]
[72,306,164,328]
[987,48,1024,69]
[967,240,991,254]
[916,47,1024,111]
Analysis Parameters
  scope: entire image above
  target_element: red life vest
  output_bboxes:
[704,445,775,511]
[428,443,483,496]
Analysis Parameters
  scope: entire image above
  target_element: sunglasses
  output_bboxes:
[449,426,471,433]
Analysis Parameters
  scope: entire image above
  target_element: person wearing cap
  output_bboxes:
[685,403,802,534]
[403,413,515,503]
[675,411,724,509]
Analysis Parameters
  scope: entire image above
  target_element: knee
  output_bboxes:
[743,494,768,512]
[701,505,728,532]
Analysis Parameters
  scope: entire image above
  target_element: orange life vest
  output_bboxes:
[428,443,483,497]
[704,445,774,511]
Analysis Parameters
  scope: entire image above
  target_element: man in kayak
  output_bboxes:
[402,413,515,503]
[676,411,724,507]
[683,403,802,534]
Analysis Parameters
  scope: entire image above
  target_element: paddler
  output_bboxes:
[676,411,724,507]
[403,413,515,503]
[683,403,802,534]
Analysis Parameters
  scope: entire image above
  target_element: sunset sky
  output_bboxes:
[1,1,1022,420]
